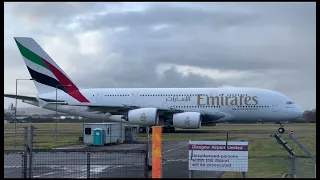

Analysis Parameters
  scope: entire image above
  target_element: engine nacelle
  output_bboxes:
[173,112,202,129]
[127,108,159,126]
[109,115,126,122]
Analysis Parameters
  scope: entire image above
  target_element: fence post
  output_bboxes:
[145,126,150,178]
[87,153,90,179]
[152,126,162,178]
[28,125,34,178]
[23,126,28,178]
[242,172,246,178]
[274,134,296,178]
[290,155,296,178]
[189,170,193,178]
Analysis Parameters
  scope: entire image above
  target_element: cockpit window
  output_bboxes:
[286,101,294,104]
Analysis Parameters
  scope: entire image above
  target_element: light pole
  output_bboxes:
[14,78,33,148]
[55,84,71,144]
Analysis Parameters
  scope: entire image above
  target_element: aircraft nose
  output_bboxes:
[294,107,304,118]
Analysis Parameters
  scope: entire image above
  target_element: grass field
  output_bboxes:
[4,123,316,178]
[4,133,83,150]
[4,123,84,131]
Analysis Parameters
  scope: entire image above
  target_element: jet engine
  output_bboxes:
[127,108,159,126]
[109,115,126,122]
[173,112,202,129]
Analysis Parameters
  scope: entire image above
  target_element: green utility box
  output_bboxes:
[93,128,104,146]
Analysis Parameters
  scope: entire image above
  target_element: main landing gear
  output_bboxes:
[278,123,285,134]
[138,127,147,133]
[138,126,175,133]
[162,126,175,133]
[138,127,153,133]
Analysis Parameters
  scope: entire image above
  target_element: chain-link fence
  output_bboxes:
[295,157,316,178]
[4,123,143,150]
[30,149,146,178]
[4,151,25,178]
[155,129,316,178]
[288,133,316,178]
[4,123,316,178]
[4,124,149,178]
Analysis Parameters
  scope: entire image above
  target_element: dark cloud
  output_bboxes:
[4,2,316,110]
[75,2,316,72]
[73,60,219,89]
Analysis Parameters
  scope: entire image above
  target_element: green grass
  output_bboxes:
[200,123,316,131]
[4,123,83,131]
[222,158,290,178]
[4,133,82,150]
[159,132,315,178]
[137,133,316,157]
[294,158,317,178]
[222,157,316,178]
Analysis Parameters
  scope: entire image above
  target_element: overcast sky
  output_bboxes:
[4,2,316,110]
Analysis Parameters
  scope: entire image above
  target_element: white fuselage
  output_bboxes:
[27,87,303,124]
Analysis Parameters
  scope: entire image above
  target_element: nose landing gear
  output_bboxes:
[278,123,285,134]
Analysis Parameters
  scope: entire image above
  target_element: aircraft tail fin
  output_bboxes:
[14,37,90,103]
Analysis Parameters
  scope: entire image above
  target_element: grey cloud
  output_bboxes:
[81,2,316,30]
[156,67,220,88]
[76,2,315,72]
[11,2,104,18]
[74,65,219,89]
[4,2,316,110]
[106,25,311,72]
[6,2,120,27]
[81,4,260,30]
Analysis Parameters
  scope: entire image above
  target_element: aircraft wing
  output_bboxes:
[4,93,182,113]
[66,102,184,114]
[4,94,228,122]
[66,102,227,123]
[4,94,68,108]
[4,94,65,103]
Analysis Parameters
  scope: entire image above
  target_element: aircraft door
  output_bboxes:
[226,96,237,115]
[95,92,102,104]
[161,101,168,108]
[272,104,278,112]
[131,91,139,104]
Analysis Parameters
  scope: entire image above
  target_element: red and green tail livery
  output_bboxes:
[14,37,90,103]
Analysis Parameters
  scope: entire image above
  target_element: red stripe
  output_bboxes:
[41,58,90,103]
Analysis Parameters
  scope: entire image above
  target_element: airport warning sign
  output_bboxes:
[188,140,248,172]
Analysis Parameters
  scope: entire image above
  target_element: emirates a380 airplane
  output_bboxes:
[4,37,303,134]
